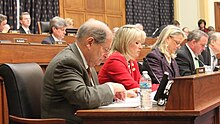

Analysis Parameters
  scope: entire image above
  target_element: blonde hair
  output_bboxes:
[152,25,186,58]
[110,24,146,60]
[65,18,74,28]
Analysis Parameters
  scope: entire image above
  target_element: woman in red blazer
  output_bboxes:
[98,25,146,90]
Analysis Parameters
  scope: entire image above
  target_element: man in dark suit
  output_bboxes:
[41,16,67,44]
[201,32,220,70]
[41,19,127,124]
[19,12,31,34]
[176,30,208,76]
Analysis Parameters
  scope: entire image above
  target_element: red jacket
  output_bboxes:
[98,52,141,90]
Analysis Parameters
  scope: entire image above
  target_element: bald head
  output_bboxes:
[76,19,112,44]
[208,32,220,54]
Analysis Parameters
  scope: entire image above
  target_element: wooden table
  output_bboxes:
[77,71,220,124]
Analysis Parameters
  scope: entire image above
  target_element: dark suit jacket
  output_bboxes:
[201,46,211,65]
[41,35,55,44]
[18,26,31,34]
[176,45,204,76]
[41,43,114,124]
[143,48,180,84]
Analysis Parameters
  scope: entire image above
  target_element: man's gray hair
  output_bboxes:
[187,29,208,42]
[76,19,109,43]
[49,16,68,34]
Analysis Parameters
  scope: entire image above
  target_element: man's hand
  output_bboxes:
[127,88,140,98]
[108,83,126,101]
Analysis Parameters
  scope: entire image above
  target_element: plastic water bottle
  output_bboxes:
[139,71,152,109]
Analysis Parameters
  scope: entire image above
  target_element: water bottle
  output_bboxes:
[139,71,152,109]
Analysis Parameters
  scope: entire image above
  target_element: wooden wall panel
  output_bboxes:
[64,0,85,11]
[86,13,105,22]
[86,0,105,13]
[59,0,126,30]
[64,11,85,28]
[105,0,122,14]
[106,15,124,29]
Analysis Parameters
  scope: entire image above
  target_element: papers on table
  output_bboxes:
[99,96,140,108]
[99,91,157,108]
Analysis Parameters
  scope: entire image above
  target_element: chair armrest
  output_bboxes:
[10,115,66,124]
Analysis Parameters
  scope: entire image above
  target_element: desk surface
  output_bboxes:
[0,33,75,44]
[77,72,220,124]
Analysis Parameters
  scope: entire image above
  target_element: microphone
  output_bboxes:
[194,57,205,67]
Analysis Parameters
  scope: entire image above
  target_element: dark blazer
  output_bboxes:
[201,46,211,65]
[41,35,55,44]
[142,48,180,84]
[18,26,31,34]
[41,43,114,124]
[175,44,204,76]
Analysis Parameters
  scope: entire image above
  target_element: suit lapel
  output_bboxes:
[183,45,196,70]
[70,43,97,86]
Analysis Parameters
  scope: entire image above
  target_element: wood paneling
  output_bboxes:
[106,0,122,14]
[64,0,85,11]
[106,15,124,29]
[64,11,85,28]
[59,0,126,30]
[86,13,105,22]
[86,0,105,13]
[215,2,220,32]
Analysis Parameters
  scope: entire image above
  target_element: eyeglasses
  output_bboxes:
[100,44,110,53]
[170,36,181,45]
[93,37,110,53]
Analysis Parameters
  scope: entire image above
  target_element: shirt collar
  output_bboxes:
[51,34,60,41]
[75,43,89,69]
[186,43,197,59]
[21,26,30,33]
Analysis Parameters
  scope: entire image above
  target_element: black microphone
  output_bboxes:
[194,57,205,67]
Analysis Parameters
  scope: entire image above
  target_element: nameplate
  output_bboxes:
[195,67,205,74]
[55,40,66,45]
[13,38,27,43]
[9,30,19,34]
[67,33,76,36]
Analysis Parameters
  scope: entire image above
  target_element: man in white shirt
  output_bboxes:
[41,16,67,44]
[41,19,128,124]
[202,32,220,71]
[19,12,31,34]
[176,30,208,76]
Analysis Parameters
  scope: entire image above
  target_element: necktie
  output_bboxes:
[87,67,91,79]
[87,67,94,86]
[195,59,199,69]
[27,30,30,34]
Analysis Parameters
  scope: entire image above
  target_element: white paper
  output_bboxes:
[99,96,140,108]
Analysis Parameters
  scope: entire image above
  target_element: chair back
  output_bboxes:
[142,58,160,84]
[0,63,44,118]
[37,21,50,34]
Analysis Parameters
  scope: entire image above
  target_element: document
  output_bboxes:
[99,96,140,108]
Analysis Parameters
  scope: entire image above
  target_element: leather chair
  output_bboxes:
[37,21,50,34]
[0,63,66,124]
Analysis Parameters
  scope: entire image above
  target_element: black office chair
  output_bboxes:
[0,63,66,124]
[37,21,50,34]
[142,58,160,84]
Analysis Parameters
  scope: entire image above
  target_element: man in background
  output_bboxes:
[201,32,220,71]
[19,12,31,34]
[41,16,67,44]
[175,30,208,76]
